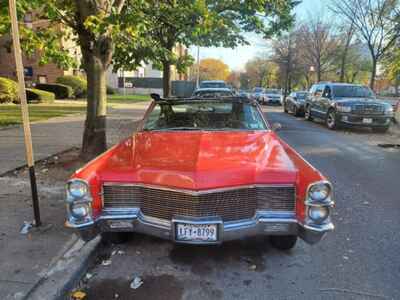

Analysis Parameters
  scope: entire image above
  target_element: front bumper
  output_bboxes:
[337,113,391,127]
[66,209,334,245]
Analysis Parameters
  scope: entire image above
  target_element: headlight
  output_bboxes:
[309,182,331,202]
[384,106,394,115]
[70,202,89,219]
[308,206,329,224]
[67,180,88,198]
[336,105,352,113]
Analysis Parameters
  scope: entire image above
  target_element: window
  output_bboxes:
[143,101,267,131]
[315,85,323,95]
[322,86,331,98]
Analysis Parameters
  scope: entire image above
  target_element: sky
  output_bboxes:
[189,0,330,71]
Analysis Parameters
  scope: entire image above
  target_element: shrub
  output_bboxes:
[35,83,73,99]
[107,85,116,95]
[56,75,87,98]
[0,77,18,104]
[25,88,55,103]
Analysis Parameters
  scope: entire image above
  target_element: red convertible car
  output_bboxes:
[65,95,334,250]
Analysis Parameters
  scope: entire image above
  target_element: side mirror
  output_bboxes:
[271,122,282,131]
[150,93,161,101]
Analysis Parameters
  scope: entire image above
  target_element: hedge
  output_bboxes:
[0,77,18,104]
[35,83,73,99]
[25,88,55,103]
[56,75,87,98]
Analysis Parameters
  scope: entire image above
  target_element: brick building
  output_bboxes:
[0,13,81,85]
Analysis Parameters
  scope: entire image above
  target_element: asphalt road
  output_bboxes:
[76,107,400,300]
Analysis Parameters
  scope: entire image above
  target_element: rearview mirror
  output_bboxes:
[272,123,282,131]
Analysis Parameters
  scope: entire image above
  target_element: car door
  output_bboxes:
[310,84,324,117]
[286,92,294,111]
[320,85,333,114]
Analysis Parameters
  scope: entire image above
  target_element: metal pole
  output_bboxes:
[196,46,200,88]
[9,0,41,226]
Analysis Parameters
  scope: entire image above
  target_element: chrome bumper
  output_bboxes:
[66,209,334,245]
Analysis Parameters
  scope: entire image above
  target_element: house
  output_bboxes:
[0,12,81,85]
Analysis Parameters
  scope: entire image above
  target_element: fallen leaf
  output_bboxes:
[71,290,86,300]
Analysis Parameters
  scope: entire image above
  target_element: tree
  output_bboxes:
[226,71,241,89]
[331,0,400,90]
[337,21,356,82]
[383,46,400,96]
[244,57,278,88]
[296,18,338,82]
[199,58,230,81]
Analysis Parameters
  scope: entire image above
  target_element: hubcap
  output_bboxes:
[327,112,335,127]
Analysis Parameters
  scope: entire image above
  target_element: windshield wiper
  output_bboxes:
[156,127,202,131]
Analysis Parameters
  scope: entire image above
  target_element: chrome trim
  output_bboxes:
[66,178,91,202]
[101,182,295,196]
[305,180,334,206]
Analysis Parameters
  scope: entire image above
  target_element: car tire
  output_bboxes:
[305,106,313,121]
[372,126,389,133]
[101,232,131,245]
[326,109,340,130]
[284,103,289,113]
[293,106,299,117]
[270,235,297,250]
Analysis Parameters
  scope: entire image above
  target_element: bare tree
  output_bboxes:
[337,21,356,82]
[331,0,400,90]
[297,18,338,82]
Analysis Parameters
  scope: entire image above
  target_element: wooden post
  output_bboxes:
[8,0,41,226]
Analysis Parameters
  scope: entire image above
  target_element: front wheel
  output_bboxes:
[284,103,289,113]
[326,109,340,130]
[270,235,297,250]
[305,106,313,121]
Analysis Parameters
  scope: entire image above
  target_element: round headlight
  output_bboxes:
[70,202,89,219]
[68,180,88,198]
[309,183,331,202]
[308,206,329,224]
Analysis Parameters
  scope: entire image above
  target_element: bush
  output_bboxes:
[107,85,116,95]
[35,83,73,99]
[25,88,55,103]
[56,75,87,98]
[0,77,18,104]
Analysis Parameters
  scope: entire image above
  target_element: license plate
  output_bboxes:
[175,223,218,242]
[363,118,373,124]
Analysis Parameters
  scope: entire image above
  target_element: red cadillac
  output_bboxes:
[65,95,334,250]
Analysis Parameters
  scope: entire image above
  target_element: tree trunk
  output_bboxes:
[370,58,377,91]
[80,56,108,160]
[162,60,171,97]
[340,23,354,83]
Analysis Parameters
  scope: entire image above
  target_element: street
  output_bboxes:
[74,107,400,300]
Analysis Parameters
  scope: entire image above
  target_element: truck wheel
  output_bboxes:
[101,232,131,244]
[284,103,288,113]
[326,109,340,130]
[372,126,389,133]
[270,235,297,250]
[305,106,313,121]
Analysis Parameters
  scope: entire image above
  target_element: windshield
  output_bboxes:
[297,92,307,99]
[193,90,233,97]
[254,88,264,93]
[333,86,375,98]
[265,89,280,95]
[200,82,227,88]
[143,101,267,131]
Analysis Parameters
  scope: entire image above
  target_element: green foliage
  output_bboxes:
[56,75,87,98]
[35,83,73,99]
[0,77,18,104]
[25,88,55,103]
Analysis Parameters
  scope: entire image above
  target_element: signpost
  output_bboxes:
[8,0,41,226]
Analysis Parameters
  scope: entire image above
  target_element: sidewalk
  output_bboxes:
[0,103,149,299]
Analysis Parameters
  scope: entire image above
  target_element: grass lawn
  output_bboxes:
[107,94,150,103]
[0,104,85,127]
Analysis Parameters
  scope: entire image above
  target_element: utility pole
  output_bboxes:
[9,0,41,226]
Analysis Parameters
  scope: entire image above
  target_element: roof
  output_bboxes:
[193,88,233,93]
[200,80,226,83]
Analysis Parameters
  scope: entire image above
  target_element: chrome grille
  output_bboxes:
[353,104,384,115]
[102,184,295,221]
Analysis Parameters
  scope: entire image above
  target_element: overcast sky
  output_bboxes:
[189,0,331,71]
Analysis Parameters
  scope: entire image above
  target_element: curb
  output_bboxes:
[24,235,100,300]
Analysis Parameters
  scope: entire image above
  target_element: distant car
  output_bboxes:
[284,91,309,116]
[305,82,394,132]
[192,88,235,98]
[65,95,334,249]
[252,87,266,103]
[238,90,250,98]
[199,80,228,89]
[264,89,283,105]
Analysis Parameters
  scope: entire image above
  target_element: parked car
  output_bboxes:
[65,95,334,250]
[264,89,283,105]
[252,87,266,103]
[192,88,235,98]
[284,91,309,116]
[238,90,250,98]
[199,80,228,89]
[305,82,393,132]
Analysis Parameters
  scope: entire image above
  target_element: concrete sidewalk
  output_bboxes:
[0,102,150,175]
[0,102,149,299]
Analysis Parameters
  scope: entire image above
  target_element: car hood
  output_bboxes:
[97,131,297,190]
[335,98,385,106]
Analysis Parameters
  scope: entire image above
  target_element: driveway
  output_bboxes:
[74,106,400,300]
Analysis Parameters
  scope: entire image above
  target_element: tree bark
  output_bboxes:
[162,60,171,97]
[370,58,377,91]
[339,23,354,83]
